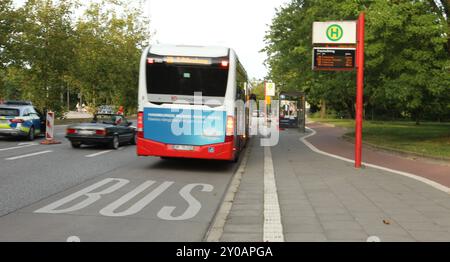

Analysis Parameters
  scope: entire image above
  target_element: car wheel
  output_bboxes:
[27,127,35,141]
[71,142,81,148]
[110,135,119,149]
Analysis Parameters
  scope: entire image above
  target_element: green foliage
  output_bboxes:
[311,118,450,159]
[0,0,150,115]
[264,0,450,122]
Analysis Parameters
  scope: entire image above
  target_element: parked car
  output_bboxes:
[65,113,136,149]
[0,101,46,140]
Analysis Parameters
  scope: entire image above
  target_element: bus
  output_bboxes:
[136,44,250,162]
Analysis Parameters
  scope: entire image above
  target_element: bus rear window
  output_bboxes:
[146,63,228,97]
[0,108,20,116]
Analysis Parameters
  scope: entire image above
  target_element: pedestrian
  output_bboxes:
[76,102,80,112]
[117,106,124,115]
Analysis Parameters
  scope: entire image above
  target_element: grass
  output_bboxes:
[309,118,450,160]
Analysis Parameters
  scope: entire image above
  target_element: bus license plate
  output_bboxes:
[173,145,194,151]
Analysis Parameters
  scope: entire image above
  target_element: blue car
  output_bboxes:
[0,101,46,141]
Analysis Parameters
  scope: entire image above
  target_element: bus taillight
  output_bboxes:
[137,111,144,138]
[226,116,234,136]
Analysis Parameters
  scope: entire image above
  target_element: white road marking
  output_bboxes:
[301,127,450,194]
[18,142,37,146]
[205,143,251,242]
[263,146,284,242]
[35,177,212,219]
[367,236,381,242]
[85,150,113,158]
[35,178,130,214]
[67,236,81,242]
[0,143,37,152]
[157,183,213,221]
[6,150,52,160]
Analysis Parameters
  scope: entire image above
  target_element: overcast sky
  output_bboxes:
[13,0,290,79]
[145,0,290,79]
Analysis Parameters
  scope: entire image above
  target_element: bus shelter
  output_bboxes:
[279,91,306,132]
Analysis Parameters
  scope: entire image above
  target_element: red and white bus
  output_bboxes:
[136,44,249,162]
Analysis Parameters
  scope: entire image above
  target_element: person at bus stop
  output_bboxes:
[117,106,124,115]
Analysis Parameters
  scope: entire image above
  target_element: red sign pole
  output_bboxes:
[355,12,365,168]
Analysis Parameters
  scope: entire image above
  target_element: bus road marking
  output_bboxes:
[5,150,53,160]
[34,178,214,220]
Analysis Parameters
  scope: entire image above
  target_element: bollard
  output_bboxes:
[40,111,61,145]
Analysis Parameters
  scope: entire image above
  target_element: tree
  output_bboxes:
[11,0,77,114]
[73,0,150,113]
[264,0,450,122]
[0,0,16,99]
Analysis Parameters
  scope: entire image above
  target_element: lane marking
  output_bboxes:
[85,150,113,158]
[18,142,37,146]
[0,143,37,152]
[67,236,81,242]
[263,146,284,242]
[301,127,450,194]
[6,150,53,160]
[205,143,251,242]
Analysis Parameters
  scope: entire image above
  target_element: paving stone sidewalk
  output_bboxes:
[221,129,450,242]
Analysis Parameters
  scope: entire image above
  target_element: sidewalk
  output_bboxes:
[219,128,450,242]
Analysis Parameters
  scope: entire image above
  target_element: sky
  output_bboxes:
[145,0,291,79]
[13,0,291,79]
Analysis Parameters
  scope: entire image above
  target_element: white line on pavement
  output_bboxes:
[6,150,53,160]
[85,150,113,158]
[301,127,450,194]
[263,146,284,242]
[0,143,38,152]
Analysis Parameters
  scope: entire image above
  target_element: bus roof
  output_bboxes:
[148,44,230,58]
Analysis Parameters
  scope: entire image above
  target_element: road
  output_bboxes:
[2,119,449,242]
[0,124,239,241]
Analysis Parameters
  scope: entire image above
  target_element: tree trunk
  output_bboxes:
[320,100,327,119]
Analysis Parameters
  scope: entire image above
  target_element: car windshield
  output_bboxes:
[0,108,20,116]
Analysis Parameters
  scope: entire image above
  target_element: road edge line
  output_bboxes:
[204,142,251,242]
[301,127,450,194]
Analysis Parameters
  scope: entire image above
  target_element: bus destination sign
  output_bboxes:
[313,47,356,71]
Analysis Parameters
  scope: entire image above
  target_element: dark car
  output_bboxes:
[65,114,136,149]
[0,101,46,141]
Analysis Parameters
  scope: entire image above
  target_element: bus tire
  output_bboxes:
[231,151,240,163]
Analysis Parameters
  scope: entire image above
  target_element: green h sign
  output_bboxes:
[326,24,343,41]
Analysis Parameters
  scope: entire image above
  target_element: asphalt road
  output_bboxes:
[0,124,238,241]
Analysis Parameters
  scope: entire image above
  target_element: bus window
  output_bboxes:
[146,63,229,97]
